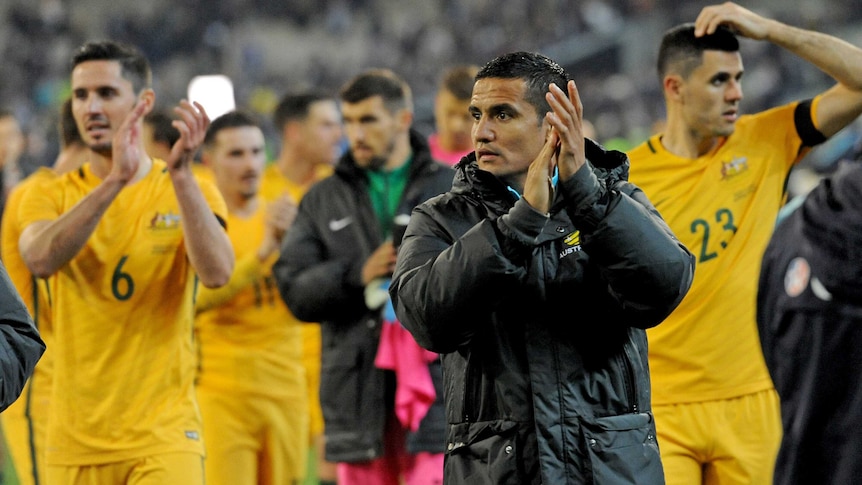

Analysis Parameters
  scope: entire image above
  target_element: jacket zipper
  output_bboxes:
[617,349,638,414]
[463,351,475,422]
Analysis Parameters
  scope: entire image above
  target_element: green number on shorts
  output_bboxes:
[112,255,135,301]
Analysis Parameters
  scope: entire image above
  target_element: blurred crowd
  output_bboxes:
[1,0,862,183]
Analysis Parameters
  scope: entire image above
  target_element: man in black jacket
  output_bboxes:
[0,261,45,411]
[757,161,862,485]
[389,51,695,484]
[273,68,453,485]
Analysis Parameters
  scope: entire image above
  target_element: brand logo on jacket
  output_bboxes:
[328,216,353,232]
[559,231,582,259]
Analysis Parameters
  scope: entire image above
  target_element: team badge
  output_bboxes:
[783,257,809,297]
[720,156,749,180]
[149,211,181,230]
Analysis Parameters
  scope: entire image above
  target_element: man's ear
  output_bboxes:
[138,89,156,115]
[398,109,414,133]
[199,149,212,168]
[664,75,684,102]
[285,120,301,143]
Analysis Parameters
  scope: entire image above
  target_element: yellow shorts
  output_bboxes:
[197,385,308,485]
[301,324,324,438]
[653,388,782,485]
[2,378,50,485]
[46,452,204,485]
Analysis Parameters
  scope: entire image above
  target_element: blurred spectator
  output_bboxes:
[143,109,180,161]
[261,90,343,485]
[0,110,24,219]
[428,64,478,165]
[196,110,307,485]
[273,69,452,485]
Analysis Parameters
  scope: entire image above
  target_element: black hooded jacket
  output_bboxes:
[273,130,454,462]
[390,139,694,484]
[757,161,862,485]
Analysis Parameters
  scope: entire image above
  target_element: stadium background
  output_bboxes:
[1,0,861,483]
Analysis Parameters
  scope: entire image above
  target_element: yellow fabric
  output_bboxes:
[197,386,307,485]
[258,163,332,203]
[46,452,204,485]
[194,250,278,313]
[194,200,308,480]
[259,163,331,437]
[627,102,810,405]
[191,163,215,185]
[194,203,305,397]
[653,389,781,485]
[1,168,57,485]
[17,160,227,466]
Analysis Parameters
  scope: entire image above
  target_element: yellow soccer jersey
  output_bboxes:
[194,201,305,396]
[628,101,813,405]
[259,162,332,437]
[259,163,333,203]
[1,168,56,485]
[191,162,215,186]
[17,160,228,466]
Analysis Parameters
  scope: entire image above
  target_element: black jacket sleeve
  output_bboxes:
[0,262,45,412]
[272,200,366,324]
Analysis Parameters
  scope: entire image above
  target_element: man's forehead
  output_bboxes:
[470,78,528,107]
[71,60,126,87]
[693,50,743,76]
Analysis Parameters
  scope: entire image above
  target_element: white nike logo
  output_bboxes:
[328,217,353,232]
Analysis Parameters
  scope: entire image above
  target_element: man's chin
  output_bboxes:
[355,156,386,170]
[90,143,112,157]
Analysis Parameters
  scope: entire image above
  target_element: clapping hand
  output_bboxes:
[522,80,585,213]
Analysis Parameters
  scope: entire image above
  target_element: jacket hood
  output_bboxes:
[799,160,862,297]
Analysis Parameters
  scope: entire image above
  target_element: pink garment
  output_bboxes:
[337,411,444,485]
[428,134,471,166]
[374,319,438,432]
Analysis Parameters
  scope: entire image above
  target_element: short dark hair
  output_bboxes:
[204,110,262,149]
[476,51,570,124]
[657,23,740,79]
[144,110,180,148]
[58,98,83,149]
[71,40,152,93]
[273,91,333,132]
[440,64,480,100]
[339,69,412,113]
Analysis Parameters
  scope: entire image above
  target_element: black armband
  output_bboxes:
[794,99,827,147]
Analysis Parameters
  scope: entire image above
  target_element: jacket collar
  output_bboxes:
[452,138,630,206]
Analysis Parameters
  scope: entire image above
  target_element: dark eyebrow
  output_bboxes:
[710,68,744,84]
[470,103,519,117]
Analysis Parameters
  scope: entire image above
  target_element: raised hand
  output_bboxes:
[361,241,397,285]
[268,195,298,243]
[522,81,586,214]
[522,124,559,214]
[695,2,771,39]
[546,80,585,182]
[110,99,150,185]
[167,100,210,172]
